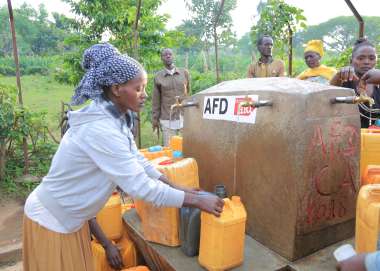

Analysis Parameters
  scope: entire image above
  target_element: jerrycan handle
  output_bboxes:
[222,198,232,212]
[369,188,380,199]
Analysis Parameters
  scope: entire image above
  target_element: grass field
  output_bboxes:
[0,75,159,148]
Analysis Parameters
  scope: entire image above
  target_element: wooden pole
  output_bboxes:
[288,25,293,76]
[344,0,364,38]
[133,0,142,148]
[213,0,225,83]
[7,0,29,174]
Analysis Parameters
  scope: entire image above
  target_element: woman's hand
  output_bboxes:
[362,69,380,85]
[183,191,224,217]
[104,242,123,270]
[336,254,366,271]
[338,66,359,83]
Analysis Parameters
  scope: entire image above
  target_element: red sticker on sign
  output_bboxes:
[234,98,254,116]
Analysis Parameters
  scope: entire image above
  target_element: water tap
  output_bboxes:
[331,95,375,105]
[239,95,273,108]
[170,96,183,112]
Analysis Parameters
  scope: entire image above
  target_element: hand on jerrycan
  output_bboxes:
[183,191,224,217]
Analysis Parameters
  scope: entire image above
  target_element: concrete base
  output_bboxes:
[123,209,353,271]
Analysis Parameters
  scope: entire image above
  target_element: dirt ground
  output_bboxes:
[0,198,24,271]
[0,198,23,248]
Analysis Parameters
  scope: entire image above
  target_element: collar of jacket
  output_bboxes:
[98,95,134,130]
[164,67,180,76]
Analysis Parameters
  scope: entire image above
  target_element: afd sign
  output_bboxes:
[203,95,258,124]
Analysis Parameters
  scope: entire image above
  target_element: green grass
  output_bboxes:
[0,75,158,148]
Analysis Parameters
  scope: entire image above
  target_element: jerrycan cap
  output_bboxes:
[148,145,163,152]
[215,184,227,199]
[173,150,183,158]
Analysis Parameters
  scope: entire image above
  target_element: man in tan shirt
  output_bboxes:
[152,48,190,146]
[247,35,285,78]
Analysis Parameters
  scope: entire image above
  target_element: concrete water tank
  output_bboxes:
[182,77,360,261]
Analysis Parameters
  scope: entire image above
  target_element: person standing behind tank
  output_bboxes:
[297,40,336,84]
[247,35,285,78]
[330,38,379,128]
[152,48,190,146]
[22,43,223,271]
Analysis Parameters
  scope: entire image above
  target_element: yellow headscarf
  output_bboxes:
[304,40,324,57]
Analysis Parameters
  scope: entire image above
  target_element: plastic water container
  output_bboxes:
[169,136,183,152]
[134,157,171,219]
[362,165,380,186]
[91,233,137,270]
[136,157,200,246]
[140,147,173,160]
[199,196,247,271]
[180,206,201,256]
[361,129,380,182]
[117,233,138,269]
[92,240,114,271]
[355,184,380,253]
[96,192,123,241]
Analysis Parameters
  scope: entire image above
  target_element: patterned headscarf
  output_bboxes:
[71,43,143,105]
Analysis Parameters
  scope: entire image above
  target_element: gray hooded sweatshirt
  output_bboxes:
[29,98,184,233]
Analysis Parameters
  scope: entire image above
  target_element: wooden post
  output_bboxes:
[133,0,142,148]
[213,0,225,83]
[288,25,293,77]
[7,0,29,174]
[344,0,364,38]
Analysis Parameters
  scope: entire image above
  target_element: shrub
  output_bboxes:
[0,83,57,182]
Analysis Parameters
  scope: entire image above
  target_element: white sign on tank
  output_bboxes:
[203,95,258,124]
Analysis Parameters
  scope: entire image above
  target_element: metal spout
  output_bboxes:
[331,95,375,105]
[170,96,199,112]
[170,96,182,112]
[239,95,273,108]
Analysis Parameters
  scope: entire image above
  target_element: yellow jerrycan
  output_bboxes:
[169,136,183,152]
[139,146,173,160]
[362,165,380,186]
[360,128,380,182]
[356,184,380,253]
[136,157,199,246]
[134,156,170,219]
[199,196,247,271]
[96,192,123,241]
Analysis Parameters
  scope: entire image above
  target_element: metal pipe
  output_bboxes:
[344,0,364,38]
[331,95,374,104]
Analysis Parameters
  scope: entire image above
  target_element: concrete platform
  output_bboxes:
[123,209,354,271]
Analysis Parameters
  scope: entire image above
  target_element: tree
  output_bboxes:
[296,16,380,53]
[185,0,237,82]
[175,20,200,69]
[251,0,307,75]
[60,0,173,84]
[0,3,70,56]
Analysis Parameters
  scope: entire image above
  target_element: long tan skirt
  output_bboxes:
[23,215,94,271]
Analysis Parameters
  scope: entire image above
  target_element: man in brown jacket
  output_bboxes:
[247,35,285,78]
[152,48,190,146]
